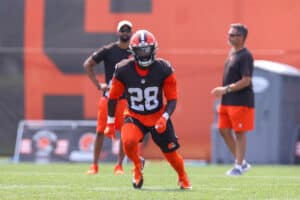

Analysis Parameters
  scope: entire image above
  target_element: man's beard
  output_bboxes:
[120,35,130,42]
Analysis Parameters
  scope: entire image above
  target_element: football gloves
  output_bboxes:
[104,123,116,140]
[155,113,169,134]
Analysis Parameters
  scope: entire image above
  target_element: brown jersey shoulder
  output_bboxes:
[155,58,175,73]
[156,57,172,67]
[115,57,135,69]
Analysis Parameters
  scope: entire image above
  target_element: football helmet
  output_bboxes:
[129,30,157,68]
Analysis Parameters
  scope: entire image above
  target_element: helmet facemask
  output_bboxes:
[131,44,156,68]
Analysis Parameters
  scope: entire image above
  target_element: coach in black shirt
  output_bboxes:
[211,23,254,176]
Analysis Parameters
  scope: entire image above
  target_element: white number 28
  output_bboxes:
[128,87,159,111]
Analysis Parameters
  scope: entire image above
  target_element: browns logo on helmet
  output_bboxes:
[129,30,158,68]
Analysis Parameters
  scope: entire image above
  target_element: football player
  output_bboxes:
[104,30,192,189]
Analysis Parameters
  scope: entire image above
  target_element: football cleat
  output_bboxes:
[132,166,143,189]
[86,164,98,175]
[178,174,192,190]
[114,164,125,175]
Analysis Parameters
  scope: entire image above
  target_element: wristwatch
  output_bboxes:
[226,85,232,94]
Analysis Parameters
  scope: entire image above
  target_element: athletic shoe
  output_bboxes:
[178,174,192,190]
[242,162,251,172]
[226,167,243,176]
[86,164,98,175]
[132,166,143,189]
[114,164,125,175]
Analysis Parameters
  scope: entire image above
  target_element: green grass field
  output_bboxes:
[0,162,300,200]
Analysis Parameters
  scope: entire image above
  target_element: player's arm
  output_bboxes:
[227,54,253,92]
[104,77,125,139]
[226,76,251,92]
[83,54,107,91]
[211,76,252,97]
[162,73,178,117]
[155,73,178,133]
[211,54,253,97]
[107,77,125,117]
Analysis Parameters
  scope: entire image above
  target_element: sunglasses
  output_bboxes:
[228,33,242,37]
[119,28,131,33]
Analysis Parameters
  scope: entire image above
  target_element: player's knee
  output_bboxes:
[123,139,138,150]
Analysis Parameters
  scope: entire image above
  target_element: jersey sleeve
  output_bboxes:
[240,53,254,77]
[91,47,106,64]
[163,73,178,100]
[109,77,125,99]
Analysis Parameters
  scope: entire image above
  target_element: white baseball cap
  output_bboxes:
[117,20,132,32]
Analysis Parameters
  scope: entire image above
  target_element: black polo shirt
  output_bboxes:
[92,41,131,84]
[221,48,254,107]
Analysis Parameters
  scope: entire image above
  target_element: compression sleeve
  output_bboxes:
[163,73,178,101]
[109,77,125,100]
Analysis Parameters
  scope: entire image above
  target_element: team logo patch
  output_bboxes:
[79,133,95,152]
[32,130,58,162]
[33,130,57,153]
[238,123,243,128]
[168,142,176,149]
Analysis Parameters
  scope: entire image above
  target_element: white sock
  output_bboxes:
[234,164,243,171]
[235,159,247,165]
